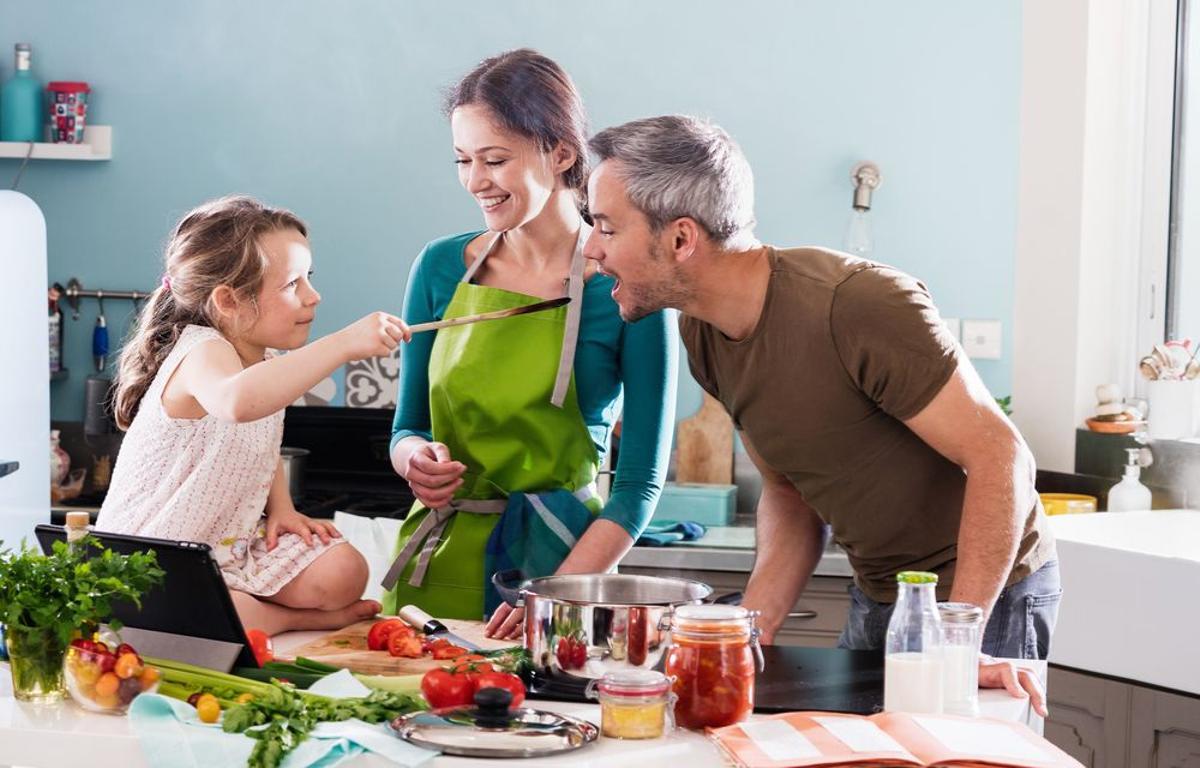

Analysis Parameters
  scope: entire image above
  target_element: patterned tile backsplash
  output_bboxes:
[344,351,401,409]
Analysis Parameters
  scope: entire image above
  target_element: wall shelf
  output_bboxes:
[0,125,111,161]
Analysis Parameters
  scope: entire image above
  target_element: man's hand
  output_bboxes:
[979,657,1047,717]
[264,507,342,550]
[485,603,525,639]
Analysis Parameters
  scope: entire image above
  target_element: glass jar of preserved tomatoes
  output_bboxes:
[664,604,762,730]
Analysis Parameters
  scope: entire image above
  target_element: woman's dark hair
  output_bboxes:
[445,49,589,208]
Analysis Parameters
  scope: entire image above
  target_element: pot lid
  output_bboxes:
[389,687,598,758]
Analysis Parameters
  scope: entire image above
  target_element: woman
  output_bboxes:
[382,49,677,637]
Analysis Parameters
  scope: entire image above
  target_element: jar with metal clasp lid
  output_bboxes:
[586,669,674,739]
[664,604,763,729]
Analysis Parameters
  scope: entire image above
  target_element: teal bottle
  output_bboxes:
[0,44,43,142]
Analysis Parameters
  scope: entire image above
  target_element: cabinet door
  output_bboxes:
[1044,666,1130,768]
[1129,686,1200,768]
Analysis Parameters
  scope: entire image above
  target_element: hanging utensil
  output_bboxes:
[407,296,569,334]
[92,291,108,373]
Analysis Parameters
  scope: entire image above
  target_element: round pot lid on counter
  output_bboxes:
[389,687,599,758]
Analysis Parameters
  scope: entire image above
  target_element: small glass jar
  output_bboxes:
[939,601,983,717]
[665,604,762,730]
[587,670,673,739]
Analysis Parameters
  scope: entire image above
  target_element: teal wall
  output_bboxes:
[2,0,1020,423]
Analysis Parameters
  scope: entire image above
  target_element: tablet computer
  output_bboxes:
[35,524,256,670]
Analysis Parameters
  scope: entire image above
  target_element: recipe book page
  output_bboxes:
[709,712,1083,768]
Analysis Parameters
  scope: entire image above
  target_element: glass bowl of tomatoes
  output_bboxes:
[63,638,160,715]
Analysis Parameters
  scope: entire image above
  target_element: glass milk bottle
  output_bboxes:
[884,571,944,714]
[939,602,983,717]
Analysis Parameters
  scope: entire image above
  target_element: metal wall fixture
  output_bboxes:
[845,161,882,256]
[58,277,153,320]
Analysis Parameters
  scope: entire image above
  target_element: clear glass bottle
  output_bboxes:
[884,571,944,714]
[665,604,762,729]
[0,43,43,142]
[65,510,91,553]
[50,429,70,487]
[939,602,983,717]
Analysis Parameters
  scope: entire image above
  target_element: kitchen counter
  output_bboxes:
[620,524,854,577]
[0,631,1044,768]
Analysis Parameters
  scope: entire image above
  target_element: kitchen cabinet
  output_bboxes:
[1045,665,1200,767]
[619,564,852,647]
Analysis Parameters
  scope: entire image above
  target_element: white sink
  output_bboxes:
[1048,510,1200,694]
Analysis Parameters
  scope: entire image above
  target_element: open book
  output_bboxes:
[710,711,1082,768]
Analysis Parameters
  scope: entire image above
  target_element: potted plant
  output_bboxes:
[0,537,163,703]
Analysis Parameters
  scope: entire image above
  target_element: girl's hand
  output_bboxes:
[337,312,411,361]
[264,507,342,551]
[403,440,467,509]
[485,603,525,639]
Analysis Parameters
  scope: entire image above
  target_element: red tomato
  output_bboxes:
[366,619,409,651]
[388,632,423,658]
[245,629,274,666]
[431,644,468,660]
[421,668,476,709]
[474,671,525,708]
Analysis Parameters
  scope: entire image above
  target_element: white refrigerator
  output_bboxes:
[0,191,50,548]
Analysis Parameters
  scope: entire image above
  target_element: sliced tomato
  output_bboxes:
[367,619,408,651]
[475,671,526,708]
[388,632,424,658]
[431,644,469,660]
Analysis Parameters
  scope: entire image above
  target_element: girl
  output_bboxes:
[383,49,678,637]
[97,195,410,636]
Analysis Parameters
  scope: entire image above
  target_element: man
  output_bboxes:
[583,115,1058,714]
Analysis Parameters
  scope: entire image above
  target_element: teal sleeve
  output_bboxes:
[597,310,679,539]
[391,246,437,449]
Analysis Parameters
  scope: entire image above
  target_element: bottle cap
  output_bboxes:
[895,571,938,584]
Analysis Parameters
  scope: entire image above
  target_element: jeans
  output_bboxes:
[837,560,1062,659]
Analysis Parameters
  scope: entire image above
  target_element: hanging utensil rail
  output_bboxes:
[58,277,153,320]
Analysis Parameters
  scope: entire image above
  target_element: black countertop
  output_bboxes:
[754,645,884,715]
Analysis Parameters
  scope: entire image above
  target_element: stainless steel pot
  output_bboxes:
[280,447,309,499]
[492,571,712,688]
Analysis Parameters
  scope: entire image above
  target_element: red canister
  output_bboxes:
[47,81,90,143]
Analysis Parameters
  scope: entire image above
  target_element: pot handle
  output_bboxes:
[491,569,528,608]
[711,591,743,605]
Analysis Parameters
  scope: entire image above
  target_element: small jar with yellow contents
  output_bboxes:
[586,669,674,739]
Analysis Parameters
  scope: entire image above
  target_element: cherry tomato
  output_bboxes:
[115,643,139,661]
[474,671,526,708]
[555,636,587,670]
[245,628,274,666]
[367,619,408,651]
[388,632,423,658]
[196,694,221,724]
[421,668,475,709]
[114,652,143,680]
[97,651,117,674]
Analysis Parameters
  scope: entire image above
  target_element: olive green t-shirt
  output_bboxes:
[679,246,1053,603]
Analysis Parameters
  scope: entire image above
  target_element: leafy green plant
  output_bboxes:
[0,537,163,698]
[996,395,1013,416]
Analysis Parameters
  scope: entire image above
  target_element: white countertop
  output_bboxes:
[0,630,1044,768]
[620,525,855,578]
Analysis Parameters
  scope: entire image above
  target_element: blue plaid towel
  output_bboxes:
[484,489,595,614]
[636,520,707,546]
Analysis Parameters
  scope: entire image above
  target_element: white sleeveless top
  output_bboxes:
[96,325,342,596]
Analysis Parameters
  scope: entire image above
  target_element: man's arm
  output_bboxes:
[903,362,1037,619]
[740,432,826,645]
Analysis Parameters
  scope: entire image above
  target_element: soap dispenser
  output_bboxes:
[1107,448,1152,512]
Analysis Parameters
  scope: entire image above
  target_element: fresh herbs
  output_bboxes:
[0,538,163,697]
[151,656,426,768]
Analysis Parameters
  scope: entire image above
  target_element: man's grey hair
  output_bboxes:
[588,115,756,248]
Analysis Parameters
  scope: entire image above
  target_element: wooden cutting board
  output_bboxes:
[277,619,515,676]
[675,392,734,484]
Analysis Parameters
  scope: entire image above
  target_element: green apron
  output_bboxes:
[380,227,601,620]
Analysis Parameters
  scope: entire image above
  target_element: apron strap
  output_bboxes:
[460,225,589,408]
[551,229,588,408]
[380,498,507,590]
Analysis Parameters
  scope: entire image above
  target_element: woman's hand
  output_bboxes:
[403,440,467,509]
[336,312,411,361]
[264,507,342,551]
[485,603,525,639]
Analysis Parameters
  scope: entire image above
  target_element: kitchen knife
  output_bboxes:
[408,296,569,334]
[398,604,482,651]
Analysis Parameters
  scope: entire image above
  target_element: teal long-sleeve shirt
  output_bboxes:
[391,232,678,540]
